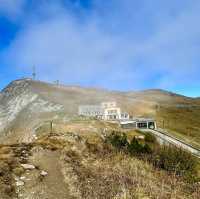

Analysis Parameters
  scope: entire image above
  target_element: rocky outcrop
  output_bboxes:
[0,79,63,134]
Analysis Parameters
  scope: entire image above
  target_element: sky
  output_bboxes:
[0,0,200,97]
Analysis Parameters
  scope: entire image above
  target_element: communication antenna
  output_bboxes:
[54,80,59,86]
[32,66,36,80]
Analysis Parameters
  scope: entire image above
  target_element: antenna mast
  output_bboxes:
[32,66,36,80]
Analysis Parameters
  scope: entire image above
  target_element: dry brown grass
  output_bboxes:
[0,146,18,198]
[0,143,37,198]
[157,106,200,148]
[35,134,67,150]
[0,121,199,199]
[60,133,200,199]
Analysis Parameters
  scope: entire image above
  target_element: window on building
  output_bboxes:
[137,122,148,129]
[148,122,155,129]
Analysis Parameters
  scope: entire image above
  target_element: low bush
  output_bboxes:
[152,146,198,178]
[128,138,143,154]
[128,138,152,155]
[106,132,199,182]
[144,133,156,143]
[107,132,152,155]
[142,143,152,154]
[106,132,128,150]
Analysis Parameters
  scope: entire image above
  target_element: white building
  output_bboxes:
[101,102,121,120]
[78,105,104,118]
[120,112,130,120]
[78,101,129,121]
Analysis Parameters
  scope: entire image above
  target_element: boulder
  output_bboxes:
[40,170,48,176]
[21,164,35,170]
[16,180,24,186]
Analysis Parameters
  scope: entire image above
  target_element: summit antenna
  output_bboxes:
[32,66,36,80]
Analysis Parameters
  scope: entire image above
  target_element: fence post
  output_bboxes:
[50,120,53,135]
[163,120,165,129]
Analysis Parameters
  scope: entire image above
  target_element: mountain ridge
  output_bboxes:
[1,78,195,99]
[0,78,199,145]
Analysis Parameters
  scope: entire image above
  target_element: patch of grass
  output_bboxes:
[144,132,157,143]
[36,135,67,150]
[157,106,200,148]
[0,147,18,198]
[63,137,200,199]
[152,146,199,182]
[106,132,199,183]
[125,130,142,141]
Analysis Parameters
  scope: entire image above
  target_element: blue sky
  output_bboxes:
[0,0,200,97]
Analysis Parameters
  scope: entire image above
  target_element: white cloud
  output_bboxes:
[1,0,200,91]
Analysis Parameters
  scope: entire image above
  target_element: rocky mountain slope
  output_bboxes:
[0,79,200,199]
[0,79,64,143]
[0,78,199,145]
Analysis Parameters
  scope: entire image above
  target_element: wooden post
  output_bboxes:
[163,120,165,129]
[50,121,53,135]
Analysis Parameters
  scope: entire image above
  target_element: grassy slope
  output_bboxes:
[30,81,200,149]
[0,120,199,199]
[1,80,200,148]
[156,105,200,148]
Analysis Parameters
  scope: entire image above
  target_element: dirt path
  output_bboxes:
[17,147,73,199]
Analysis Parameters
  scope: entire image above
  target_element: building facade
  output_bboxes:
[78,101,129,121]
[78,105,104,118]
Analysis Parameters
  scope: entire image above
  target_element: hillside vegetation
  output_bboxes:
[0,79,200,198]
[0,79,200,148]
[156,105,200,148]
[0,120,199,199]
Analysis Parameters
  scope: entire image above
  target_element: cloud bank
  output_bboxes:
[0,0,200,95]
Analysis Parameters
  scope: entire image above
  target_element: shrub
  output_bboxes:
[106,132,198,182]
[142,143,152,154]
[106,132,128,150]
[144,133,156,143]
[107,133,153,155]
[127,138,152,155]
[128,138,144,154]
[153,146,198,177]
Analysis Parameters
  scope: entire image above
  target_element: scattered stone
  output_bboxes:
[16,180,24,186]
[24,153,29,157]
[135,135,145,140]
[33,134,38,140]
[20,156,28,160]
[21,164,35,170]
[14,177,19,181]
[20,176,26,180]
[40,170,48,176]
